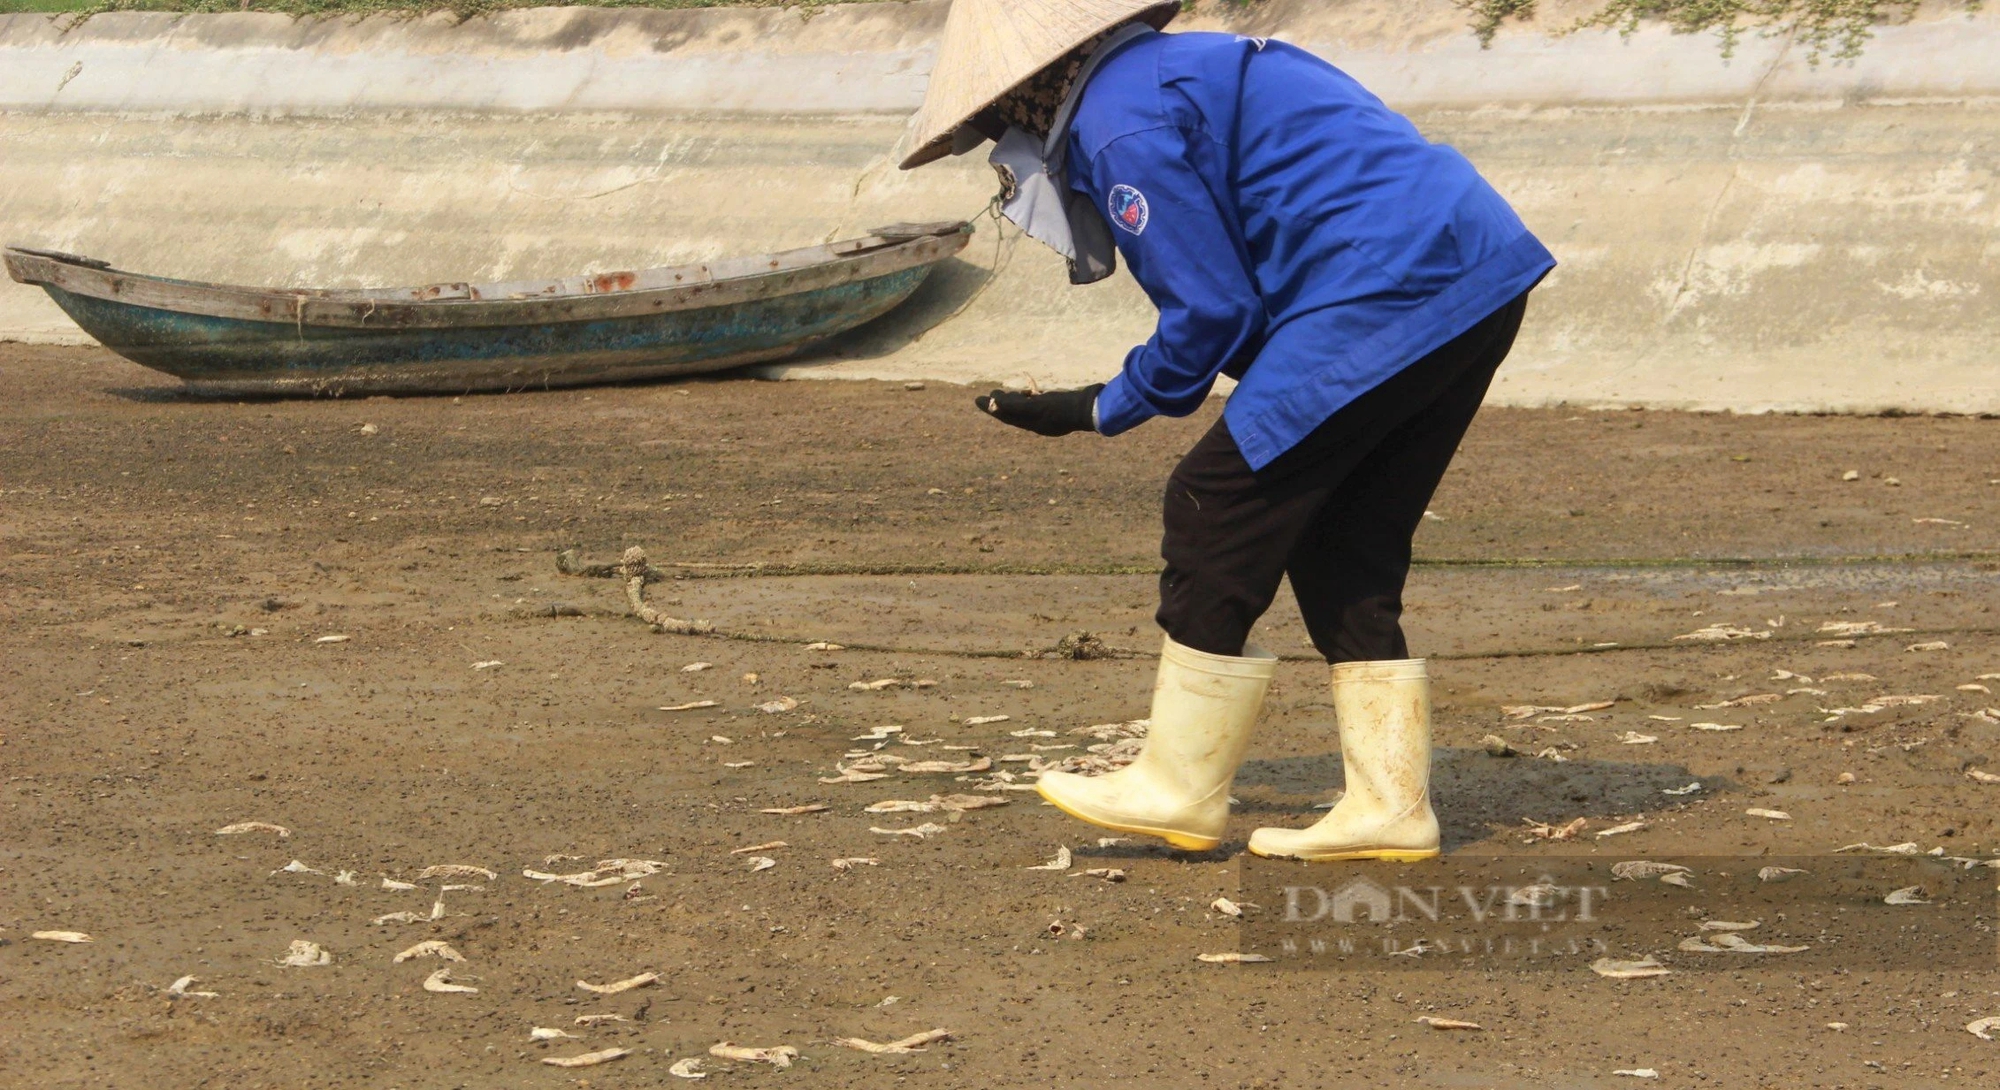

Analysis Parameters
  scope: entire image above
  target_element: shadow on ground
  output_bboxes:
[1238,749,1721,851]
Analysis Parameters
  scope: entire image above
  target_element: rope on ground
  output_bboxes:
[557,547,2000,583]
[618,546,715,636]
[553,548,2000,664]
[556,548,1157,582]
[575,545,1130,658]
[530,608,2000,665]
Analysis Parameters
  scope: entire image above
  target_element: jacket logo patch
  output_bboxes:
[1108,185,1150,235]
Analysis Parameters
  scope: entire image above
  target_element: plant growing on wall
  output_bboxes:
[1458,0,1985,61]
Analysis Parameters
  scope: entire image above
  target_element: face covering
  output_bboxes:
[985,21,1154,286]
[995,29,1107,139]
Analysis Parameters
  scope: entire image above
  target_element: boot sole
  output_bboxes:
[1037,785,1221,852]
[1247,845,1440,863]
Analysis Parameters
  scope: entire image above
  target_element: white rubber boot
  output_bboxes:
[1247,659,1440,862]
[1035,636,1278,851]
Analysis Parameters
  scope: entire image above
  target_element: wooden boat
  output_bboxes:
[3,221,971,396]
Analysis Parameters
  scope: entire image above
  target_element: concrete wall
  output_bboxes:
[1,1,1994,412]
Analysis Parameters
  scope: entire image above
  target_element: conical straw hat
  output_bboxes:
[899,0,1180,170]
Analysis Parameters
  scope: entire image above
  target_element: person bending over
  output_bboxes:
[897,0,1554,861]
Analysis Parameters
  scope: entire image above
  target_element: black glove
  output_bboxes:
[975,383,1104,437]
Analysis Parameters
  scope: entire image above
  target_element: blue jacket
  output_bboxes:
[1069,31,1555,469]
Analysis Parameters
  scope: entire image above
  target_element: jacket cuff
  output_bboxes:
[1093,374,1154,436]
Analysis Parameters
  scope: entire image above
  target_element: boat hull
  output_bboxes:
[39,265,933,396]
[4,221,970,396]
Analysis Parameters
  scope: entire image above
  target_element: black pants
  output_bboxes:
[1158,293,1528,662]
